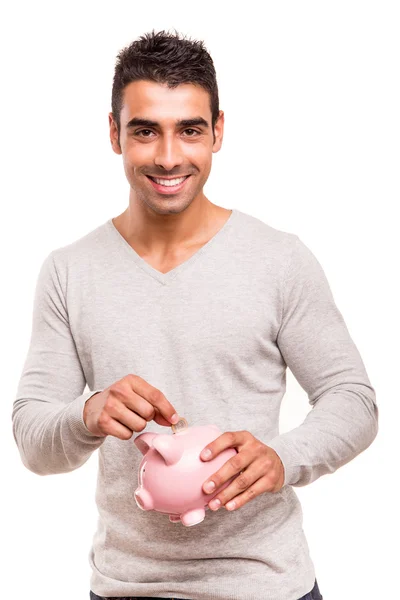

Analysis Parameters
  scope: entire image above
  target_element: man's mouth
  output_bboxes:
[145,174,191,194]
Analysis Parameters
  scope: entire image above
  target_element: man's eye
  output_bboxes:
[135,129,154,137]
[134,129,200,137]
[183,129,200,136]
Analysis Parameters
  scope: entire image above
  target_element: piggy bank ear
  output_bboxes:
[152,434,184,466]
[134,432,157,455]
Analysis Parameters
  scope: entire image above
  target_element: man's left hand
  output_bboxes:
[200,430,285,512]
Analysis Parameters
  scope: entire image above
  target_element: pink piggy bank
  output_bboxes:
[134,424,238,527]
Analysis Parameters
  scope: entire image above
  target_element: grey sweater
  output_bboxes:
[12,208,378,600]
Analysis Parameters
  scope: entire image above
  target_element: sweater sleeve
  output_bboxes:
[12,251,106,476]
[267,235,378,487]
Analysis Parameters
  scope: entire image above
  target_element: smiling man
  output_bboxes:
[109,77,231,275]
[12,29,378,600]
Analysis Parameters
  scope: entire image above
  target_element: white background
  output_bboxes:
[1,2,399,599]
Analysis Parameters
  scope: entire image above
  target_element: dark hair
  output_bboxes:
[111,29,219,145]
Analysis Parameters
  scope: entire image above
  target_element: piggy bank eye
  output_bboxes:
[139,462,147,484]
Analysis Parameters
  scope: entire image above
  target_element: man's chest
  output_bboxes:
[66,259,284,406]
[72,269,278,349]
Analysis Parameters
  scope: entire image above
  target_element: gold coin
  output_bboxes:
[171,417,188,433]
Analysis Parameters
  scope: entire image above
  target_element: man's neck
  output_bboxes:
[112,199,230,257]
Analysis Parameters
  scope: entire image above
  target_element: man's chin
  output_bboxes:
[139,194,195,215]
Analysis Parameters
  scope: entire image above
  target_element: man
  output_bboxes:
[12,29,378,600]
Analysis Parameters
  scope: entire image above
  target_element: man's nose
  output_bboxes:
[154,135,184,172]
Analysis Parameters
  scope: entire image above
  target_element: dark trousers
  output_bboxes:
[90,577,323,600]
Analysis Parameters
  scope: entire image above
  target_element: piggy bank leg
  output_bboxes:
[169,514,181,523]
[180,508,206,527]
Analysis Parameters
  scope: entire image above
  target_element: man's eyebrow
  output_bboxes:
[126,117,209,129]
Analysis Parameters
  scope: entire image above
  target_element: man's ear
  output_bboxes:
[109,112,122,155]
[212,110,224,153]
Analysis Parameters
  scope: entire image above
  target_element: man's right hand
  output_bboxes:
[83,374,179,439]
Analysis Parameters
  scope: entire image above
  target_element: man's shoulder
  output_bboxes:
[234,208,298,251]
[49,219,111,272]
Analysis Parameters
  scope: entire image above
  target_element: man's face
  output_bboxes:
[109,80,224,215]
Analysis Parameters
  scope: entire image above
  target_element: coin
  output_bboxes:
[171,417,188,433]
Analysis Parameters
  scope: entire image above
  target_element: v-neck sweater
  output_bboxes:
[12,208,378,600]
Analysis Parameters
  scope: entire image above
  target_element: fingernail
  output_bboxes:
[201,449,212,460]
[204,481,215,493]
[171,414,179,424]
[210,499,221,510]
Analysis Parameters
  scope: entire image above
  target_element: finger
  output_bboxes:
[207,459,266,509]
[223,475,269,512]
[112,382,174,428]
[127,374,179,424]
[106,396,148,434]
[97,407,142,441]
[210,458,283,511]
[112,383,156,422]
[203,448,251,495]
[200,431,242,461]
[153,407,174,427]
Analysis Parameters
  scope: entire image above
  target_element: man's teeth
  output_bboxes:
[152,176,188,187]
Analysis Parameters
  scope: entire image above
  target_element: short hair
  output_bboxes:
[111,29,220,144]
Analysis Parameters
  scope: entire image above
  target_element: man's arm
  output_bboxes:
[12,250,105,476]
[267,235,378,487]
